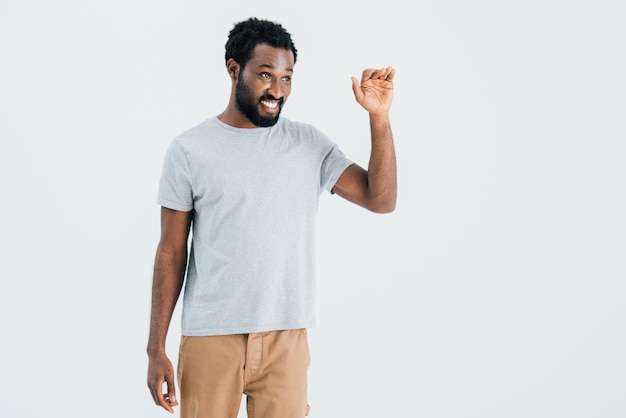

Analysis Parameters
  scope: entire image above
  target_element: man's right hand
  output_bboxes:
[147,353,179,414]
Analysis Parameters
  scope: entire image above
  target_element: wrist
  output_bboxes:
[369,110,390,121]
[146,342,167,357]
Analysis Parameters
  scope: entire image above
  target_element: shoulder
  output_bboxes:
[172,117,218,145]
[163,117,224,160]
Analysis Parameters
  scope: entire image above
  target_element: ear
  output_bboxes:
[226,58,240,80]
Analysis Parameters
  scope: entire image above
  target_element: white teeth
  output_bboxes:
[262,100,278,109]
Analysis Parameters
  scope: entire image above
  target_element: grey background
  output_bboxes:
[1,1,624,417]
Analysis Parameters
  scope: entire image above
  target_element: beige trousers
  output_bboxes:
[177,329,310,418]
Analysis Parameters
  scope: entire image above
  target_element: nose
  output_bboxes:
[267,78,283,99]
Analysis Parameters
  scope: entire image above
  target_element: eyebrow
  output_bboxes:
[257,63,294,73]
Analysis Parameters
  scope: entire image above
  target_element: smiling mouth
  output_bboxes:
[260,98,282,112]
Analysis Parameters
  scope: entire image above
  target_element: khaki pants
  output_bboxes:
[177,329,311,418]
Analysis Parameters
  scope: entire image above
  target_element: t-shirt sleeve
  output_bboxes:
[157,139,194,211]
[320,144,354,193]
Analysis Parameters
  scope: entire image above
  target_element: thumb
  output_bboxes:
[351,76,363,103]
[166,378,178,404]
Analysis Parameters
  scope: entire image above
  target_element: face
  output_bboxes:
[235,44,294,127]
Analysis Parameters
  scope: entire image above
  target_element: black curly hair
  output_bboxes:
[225,17,298,70]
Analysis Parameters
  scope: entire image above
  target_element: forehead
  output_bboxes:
[246,44,295,71]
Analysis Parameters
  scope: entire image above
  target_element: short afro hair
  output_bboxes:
[225,17,298,70]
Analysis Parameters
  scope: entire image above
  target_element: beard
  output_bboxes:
[235,76,283,127]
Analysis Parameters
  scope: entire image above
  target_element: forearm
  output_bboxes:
[147,246,187,356]
[366,112,397,212]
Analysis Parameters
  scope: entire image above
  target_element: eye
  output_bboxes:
[281,76,291,82]
[259,72,271,79]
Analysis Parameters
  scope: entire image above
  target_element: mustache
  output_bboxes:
[259,95,283,104]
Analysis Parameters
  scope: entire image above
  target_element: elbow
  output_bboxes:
[373,203,396,214]
[365,186,397,213]
[368,196,397,214]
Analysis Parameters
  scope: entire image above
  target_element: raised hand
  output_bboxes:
[351,66,395,115]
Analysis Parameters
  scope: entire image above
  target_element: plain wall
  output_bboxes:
[1,1,624,417]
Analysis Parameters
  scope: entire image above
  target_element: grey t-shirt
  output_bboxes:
[157,116,353,336]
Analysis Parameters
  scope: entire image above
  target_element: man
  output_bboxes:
[147,17,396,418]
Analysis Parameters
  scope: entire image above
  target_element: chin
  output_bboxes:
[255,114,281,127]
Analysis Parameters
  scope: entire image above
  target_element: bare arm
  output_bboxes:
[332,67,397,214]
[146,207,192,413]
